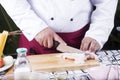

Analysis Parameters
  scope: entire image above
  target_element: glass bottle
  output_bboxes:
[14,48,31,80]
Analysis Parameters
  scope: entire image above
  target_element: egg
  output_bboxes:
[3,56,13,65]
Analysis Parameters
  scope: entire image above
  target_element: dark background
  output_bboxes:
[0,1,120,55]
[102,1,120,50]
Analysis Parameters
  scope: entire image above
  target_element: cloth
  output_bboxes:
[18,24,89,55]
[86,65,120,80]
[0,0,118,49]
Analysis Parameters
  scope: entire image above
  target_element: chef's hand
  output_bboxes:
[80,37,100,52]
[35,27,66,48]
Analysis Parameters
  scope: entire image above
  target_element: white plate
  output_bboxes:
[0,56,14,72]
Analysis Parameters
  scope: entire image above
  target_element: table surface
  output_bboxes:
[5,53,99,74]
[3,50,120,80]
[27,53,99,72]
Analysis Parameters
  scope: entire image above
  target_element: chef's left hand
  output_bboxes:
[80,37,100,52]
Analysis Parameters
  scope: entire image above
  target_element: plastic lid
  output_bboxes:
[16,48,27,53]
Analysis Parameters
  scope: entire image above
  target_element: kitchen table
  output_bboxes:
[2,50,120,80]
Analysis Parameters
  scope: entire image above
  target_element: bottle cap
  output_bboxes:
[16,48,27,53]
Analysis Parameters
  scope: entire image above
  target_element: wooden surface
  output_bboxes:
[5,65,13,75]
[27,53,100,72]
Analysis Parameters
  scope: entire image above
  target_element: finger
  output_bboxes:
[89,41,100,52]
[88,41,97,52]
[35,37,44,46]
[34,34,44,46]
[80,39,91,51]
[43,38,48,47]
[47,37,53,48]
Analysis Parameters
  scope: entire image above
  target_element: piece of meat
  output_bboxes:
[84,51,98,60]
[61,51,98,63]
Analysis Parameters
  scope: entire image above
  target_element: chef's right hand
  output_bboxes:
[35,27,66,48]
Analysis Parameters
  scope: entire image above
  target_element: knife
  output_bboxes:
[54,41,83,53]
[8,30,22,36]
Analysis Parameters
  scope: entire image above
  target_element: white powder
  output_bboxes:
[14,67,31,80]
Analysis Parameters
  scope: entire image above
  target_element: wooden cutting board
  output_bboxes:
[27,53,100,72]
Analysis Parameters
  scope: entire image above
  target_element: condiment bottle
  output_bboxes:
[14,48,31,80]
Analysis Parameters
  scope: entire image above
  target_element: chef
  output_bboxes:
[0,0,118,55]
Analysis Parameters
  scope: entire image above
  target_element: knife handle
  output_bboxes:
[53,40,60,48]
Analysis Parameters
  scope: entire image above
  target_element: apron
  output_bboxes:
[18,24,89,55]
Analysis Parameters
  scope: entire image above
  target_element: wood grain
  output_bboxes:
[27,53,100,72]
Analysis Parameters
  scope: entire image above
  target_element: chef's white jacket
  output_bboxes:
[0,0,118,49]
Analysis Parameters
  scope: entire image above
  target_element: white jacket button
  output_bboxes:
[50,17,54,20]
[70,18,73,21]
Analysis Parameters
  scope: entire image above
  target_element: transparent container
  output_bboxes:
[1,72,50,80]
[14,48,31,80]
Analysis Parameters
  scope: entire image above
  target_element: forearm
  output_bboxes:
[85,0,118,48]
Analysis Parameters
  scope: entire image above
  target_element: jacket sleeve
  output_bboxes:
[0,0,48,41]
[85,0,118,49]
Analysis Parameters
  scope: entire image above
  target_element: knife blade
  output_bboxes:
[54,41,83,53]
